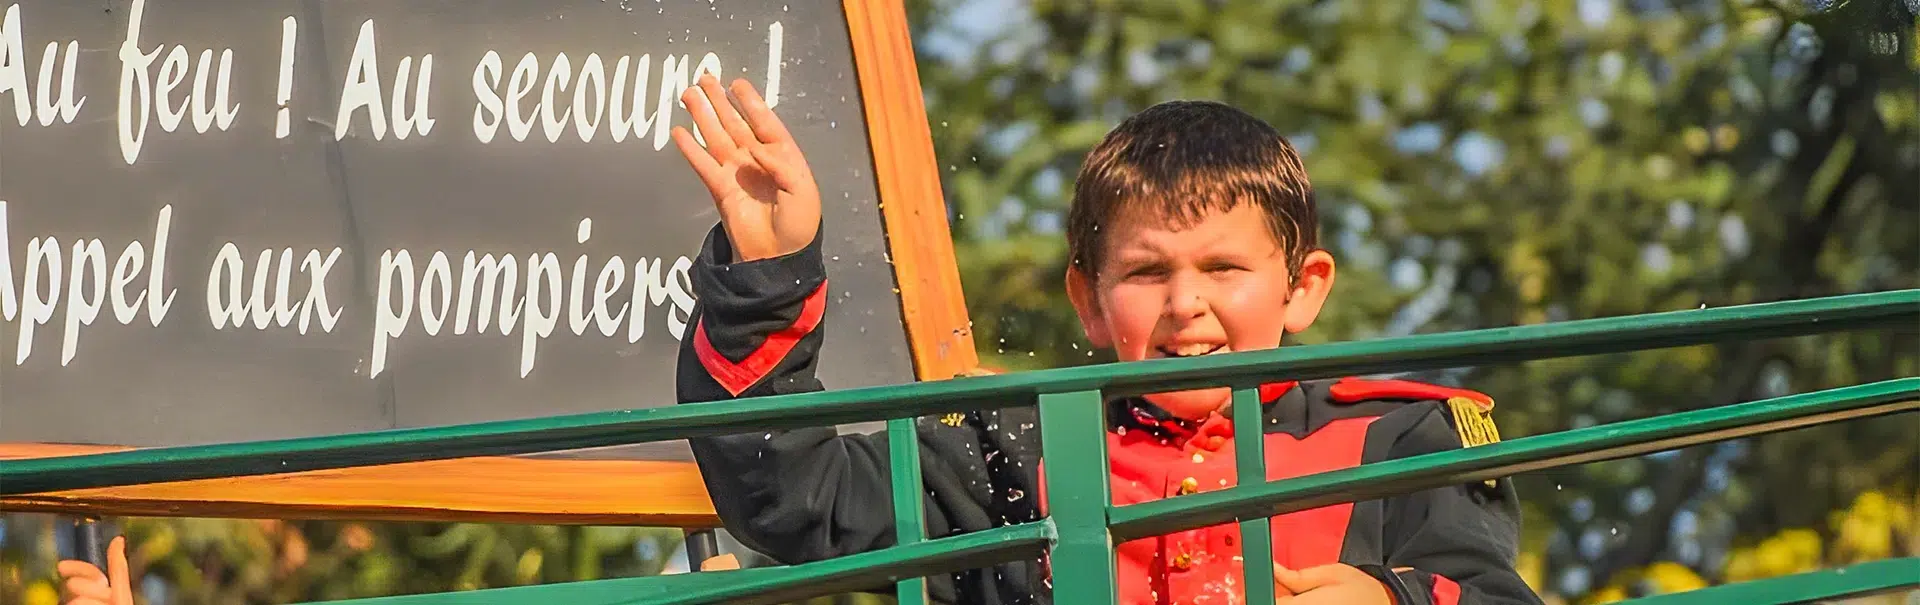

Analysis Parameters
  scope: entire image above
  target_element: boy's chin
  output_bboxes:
[1142,388,1232,420]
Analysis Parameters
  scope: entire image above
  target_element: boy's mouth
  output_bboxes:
[1155,343,1227,358]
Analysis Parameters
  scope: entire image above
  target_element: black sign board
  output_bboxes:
[0,0,970,473]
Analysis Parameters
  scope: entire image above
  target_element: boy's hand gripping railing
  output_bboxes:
[1,289,1915,605]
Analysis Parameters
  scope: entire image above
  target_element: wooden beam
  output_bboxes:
[845,0,981,382]
[0,444,720,527]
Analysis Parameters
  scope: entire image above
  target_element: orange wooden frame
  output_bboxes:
[0,0,974,527]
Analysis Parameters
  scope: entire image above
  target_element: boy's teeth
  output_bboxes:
[1165,344,1222,357]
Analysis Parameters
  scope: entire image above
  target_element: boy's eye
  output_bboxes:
[1204,263,1247,274]
[1124,265,1169,279]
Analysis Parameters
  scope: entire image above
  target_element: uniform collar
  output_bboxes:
[1108,381,1300,446]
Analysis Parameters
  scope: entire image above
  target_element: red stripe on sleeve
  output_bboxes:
[692,281,829,396]
[1036,459,1048,516]
[1430,574,1461,605]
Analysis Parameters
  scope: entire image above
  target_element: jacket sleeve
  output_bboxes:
[677,225,1046,604]
[1378,404,1545,605]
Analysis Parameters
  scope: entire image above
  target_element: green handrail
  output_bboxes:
[2,289,1914,605]
[1107,379,1918,540]
[300,523,1052,605]
[1620,557,1920,604]
[277,379,1917,605]
[4,289,1912,494]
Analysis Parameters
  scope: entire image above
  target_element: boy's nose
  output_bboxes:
[1165,277,1211,320]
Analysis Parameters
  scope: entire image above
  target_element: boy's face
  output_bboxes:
[1067,203,1336,420]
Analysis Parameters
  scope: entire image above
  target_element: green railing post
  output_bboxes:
[1231,387,1277,604]
[887,417,931,604]
[1038,389,1119,604]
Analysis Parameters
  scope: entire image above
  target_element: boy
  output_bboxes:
[671,74,1541,605]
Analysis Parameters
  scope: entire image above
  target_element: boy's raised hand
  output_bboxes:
[671,74,821,263]
[56,536,133,605]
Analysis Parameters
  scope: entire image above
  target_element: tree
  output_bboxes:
[909,0,1917,601]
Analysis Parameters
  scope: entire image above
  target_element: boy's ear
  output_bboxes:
[1065,266,1113,348]
[1283,250,1337,334]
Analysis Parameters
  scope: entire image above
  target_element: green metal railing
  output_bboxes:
[3,289,1916,605]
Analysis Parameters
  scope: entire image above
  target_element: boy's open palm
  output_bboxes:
[671,74,820,263]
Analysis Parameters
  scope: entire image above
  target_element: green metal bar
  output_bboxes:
[296,522,1051,605]
[1108,378,1920,540]
[1038,390,1119,604]
[1618,557,1919,605]
[1231,387,1277,604]
[887,417,930,604]
[6,290,1911,495]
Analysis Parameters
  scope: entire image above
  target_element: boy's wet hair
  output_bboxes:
[1066,100,1317,278]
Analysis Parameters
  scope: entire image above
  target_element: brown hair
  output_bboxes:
[1065,100,1318,278]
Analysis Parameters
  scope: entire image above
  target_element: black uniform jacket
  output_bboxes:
[676,226,1543,605]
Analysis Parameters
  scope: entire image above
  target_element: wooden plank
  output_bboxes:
[846,0,981,382]
[0,444,720,527]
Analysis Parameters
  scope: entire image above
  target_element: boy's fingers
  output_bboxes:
[105,536,131,598]
[747,145,807,193]
[60,576,113,602]
[679,85,736,157]
[671,126,730,195]
[729,79,791,145]
[1270,564,1298,596]
[698,74,758,151]
[55,560,106,582]
[1272,564,1341,593]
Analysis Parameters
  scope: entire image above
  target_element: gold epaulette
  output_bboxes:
[1446,396,1502,489]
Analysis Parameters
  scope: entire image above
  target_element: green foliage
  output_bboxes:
[915,0,1917,600]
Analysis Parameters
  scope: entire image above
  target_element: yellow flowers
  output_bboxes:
[1639,562,1708,593]
[1723,528,1823,583]
[1580,561,1709,604]
[1583,489,1915,604]
[1722,490,1915,584]
[1830,490,1914,562]
[22,581,60,605]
